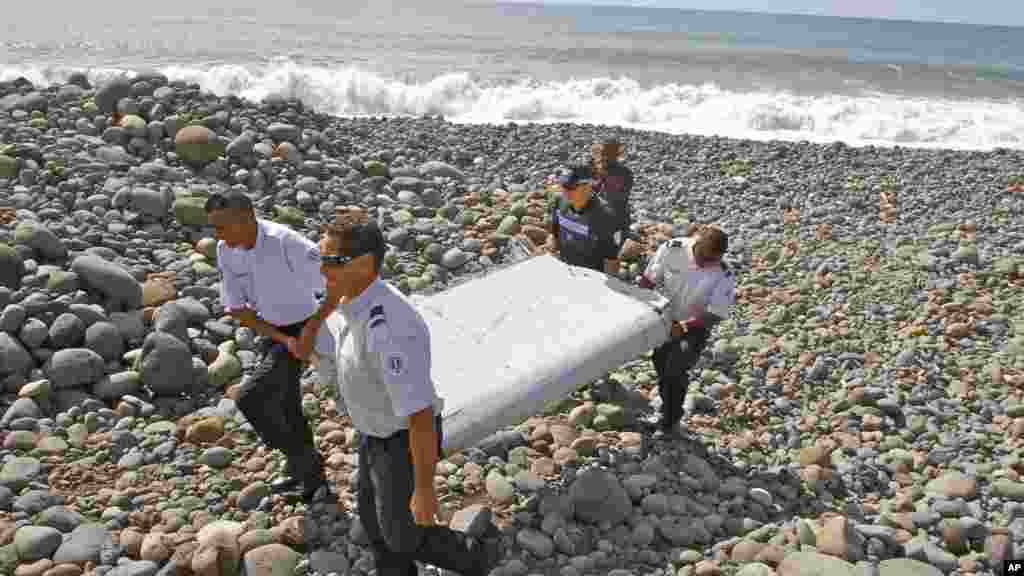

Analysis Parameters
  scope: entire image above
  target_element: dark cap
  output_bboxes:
[203,190,254,213]
[558,166,589,188]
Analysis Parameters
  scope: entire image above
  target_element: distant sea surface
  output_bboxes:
[3,0,1023,150]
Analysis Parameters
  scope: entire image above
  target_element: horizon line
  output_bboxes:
[489,0,1024,30]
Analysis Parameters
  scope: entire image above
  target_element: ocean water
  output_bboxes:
[2,0,1023,150]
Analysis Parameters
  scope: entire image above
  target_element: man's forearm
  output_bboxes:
[241,317,290,345]
[408,407,439,494]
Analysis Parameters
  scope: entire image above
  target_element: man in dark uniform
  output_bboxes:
[573,137,634,248]
[205,190,331,503]
[294,208,504,576]
[546,167,621,275]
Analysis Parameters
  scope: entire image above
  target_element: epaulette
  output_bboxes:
[368,305,386,329]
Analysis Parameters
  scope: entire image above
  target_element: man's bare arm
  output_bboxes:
[408,406,439,497]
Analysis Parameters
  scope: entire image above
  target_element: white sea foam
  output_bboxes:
[3,61,1023,151]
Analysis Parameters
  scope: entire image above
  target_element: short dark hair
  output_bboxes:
[694,225,729,257]
[204,190,255,216]
[322,208,386,272]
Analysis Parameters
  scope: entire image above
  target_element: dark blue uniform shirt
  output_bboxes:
[550,195,619,272]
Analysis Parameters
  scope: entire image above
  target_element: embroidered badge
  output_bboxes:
[385,351,407,376]
[307,246,321,261]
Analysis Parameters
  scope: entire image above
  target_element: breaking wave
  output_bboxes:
[3,61,1023,151]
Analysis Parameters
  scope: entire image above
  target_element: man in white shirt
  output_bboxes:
[293,208,503,576]
[205,190,335,503]
[639,224,736,436]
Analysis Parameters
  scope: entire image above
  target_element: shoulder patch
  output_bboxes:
[306,246,320,262]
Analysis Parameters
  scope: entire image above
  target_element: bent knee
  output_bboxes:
[380,521,425,555]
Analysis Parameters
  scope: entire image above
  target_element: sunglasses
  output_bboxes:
[319,253,356,267]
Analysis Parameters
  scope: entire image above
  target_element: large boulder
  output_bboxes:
[44,348,106,389]
[95,79,134,114]
[418,161,465,181]
[13,223,67,261]
[175,125,225,165]
[71,254,144,310]
[0,333,33,376]
[568,468,633,525]
[126,187,171,219]
[140,332,194,396]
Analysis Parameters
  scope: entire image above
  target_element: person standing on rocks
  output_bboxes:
[573,137,634,248]
[205,190,333,504]
[546,167,621,275]
[639,224,736,437]
[292,208,504,576]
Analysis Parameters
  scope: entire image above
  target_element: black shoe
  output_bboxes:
[271,476,302,494]
[472,524,504,576]
[302,475,332,504]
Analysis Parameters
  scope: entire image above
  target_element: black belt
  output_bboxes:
[360,415,444,452]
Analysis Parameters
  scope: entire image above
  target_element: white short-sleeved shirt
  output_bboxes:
[643,236,736,322]
[325,278,444,439]
[215,219,333,354]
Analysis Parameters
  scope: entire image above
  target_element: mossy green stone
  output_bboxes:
[0,155,17,178]
[365,160,389,177]
[173,197,209,227]
[273,206,305,228]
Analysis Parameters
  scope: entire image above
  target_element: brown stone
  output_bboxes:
[140,532,173,563]
[520,225,549,245]
[729,540,765,562]
[530,458,558,477]
[142,278,177,307]
[754,544,788,566]
[119,529,145,558]
[273,516,306,547]
[0,520,17,545]
[15,559,54,576]
[816,516,855,560]
[42,564,83,576]
[548,424,577,447]
[619,239,644,261]
[945,322,973,338]
[171,542,199,576]
[943,519,967,555]
[799,445,832,467]
[693,560,721,576]
[186,417,225,445]
[529,423,551,443]
[552,447,579,466]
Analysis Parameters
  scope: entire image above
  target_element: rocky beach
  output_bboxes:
[1,72,1024,576]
